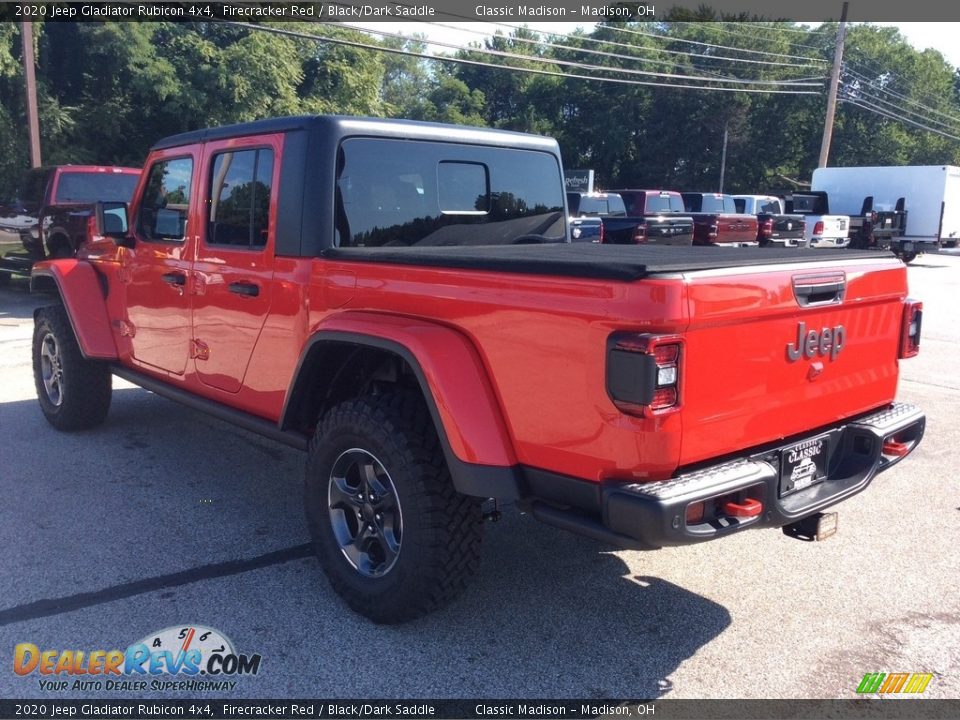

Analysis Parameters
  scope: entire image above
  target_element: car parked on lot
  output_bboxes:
[603,188,695,246]
[567,190,693,246]
[30,115,925,623]
[681,192,759,246]
[783,191,850,249]
[732,195,807,248]
[0,165,140,282]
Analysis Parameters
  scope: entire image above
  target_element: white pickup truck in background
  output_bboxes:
[783,191,850,249]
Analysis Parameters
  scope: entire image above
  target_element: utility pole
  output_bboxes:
[718,121,729,193]
[21,21,42,167]
[818,1,849,168]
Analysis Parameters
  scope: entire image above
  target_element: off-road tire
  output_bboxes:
[305,392,484,623]
[33,305,112,431]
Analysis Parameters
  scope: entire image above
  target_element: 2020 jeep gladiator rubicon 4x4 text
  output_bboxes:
[31,116,925,623]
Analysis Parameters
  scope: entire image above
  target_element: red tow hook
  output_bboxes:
[882,439,911,457]
[722,498,763,518]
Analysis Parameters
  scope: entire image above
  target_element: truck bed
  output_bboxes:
[323,244,888,281]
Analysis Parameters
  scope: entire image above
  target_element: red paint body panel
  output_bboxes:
[678,260,906,465]
[313,311,518,467]
[32,259,117,360]
[50,124,914,491]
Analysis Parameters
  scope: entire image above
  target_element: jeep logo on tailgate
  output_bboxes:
[787,322,846,362]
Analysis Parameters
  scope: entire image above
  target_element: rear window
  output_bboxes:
[643,192,685,213]
[54,172,139,204]
[575,194,626,217]
[757,198,782,214]
[789,194,829,214]
[335,139,565,247]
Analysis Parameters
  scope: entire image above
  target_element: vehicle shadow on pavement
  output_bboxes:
[0,278,45,323]
[0,389,730,699]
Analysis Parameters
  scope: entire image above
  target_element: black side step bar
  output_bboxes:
[110,365,309,451]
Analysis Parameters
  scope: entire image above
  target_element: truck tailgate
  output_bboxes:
[678,258,905,466]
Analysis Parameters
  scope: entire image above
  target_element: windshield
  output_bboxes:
[55,172,140,203]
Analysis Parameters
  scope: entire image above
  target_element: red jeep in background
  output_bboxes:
[30,116,925,623]
[0,165,140,282]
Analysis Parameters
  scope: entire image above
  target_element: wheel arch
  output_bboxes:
[282,313,522,500]
[30,260,117,360]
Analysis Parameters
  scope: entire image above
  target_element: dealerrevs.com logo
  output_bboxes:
[13,625,261,693]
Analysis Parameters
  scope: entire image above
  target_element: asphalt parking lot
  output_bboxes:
[1,251,958,701]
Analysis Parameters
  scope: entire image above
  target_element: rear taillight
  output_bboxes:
[760,219,773,238]
[708,224,718,239]
[813,221,824,235]
[598,222,605,244]
[633,224,647,244]
[899,300,922,358]
[606,333,683,417]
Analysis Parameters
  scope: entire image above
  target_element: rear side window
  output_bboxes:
[207,148,274,249]
[137,157,193,242]
[20,168,52,208]
[734,198,747,213]
[335,139,565,247]
[55,172,139,204]
[700,195,725,213]
[682,194,702,212]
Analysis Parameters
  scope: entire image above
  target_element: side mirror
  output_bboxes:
[94,201,134,248]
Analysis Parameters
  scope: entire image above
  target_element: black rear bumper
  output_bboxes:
[527,403,925,550]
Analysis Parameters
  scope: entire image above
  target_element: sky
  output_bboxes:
[347,21,960,70]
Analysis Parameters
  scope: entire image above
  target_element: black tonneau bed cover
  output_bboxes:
[323,244,891,281]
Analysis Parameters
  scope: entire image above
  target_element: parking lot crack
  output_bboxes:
[0,543,313,627]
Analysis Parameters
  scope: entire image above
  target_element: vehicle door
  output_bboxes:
[123,149,200,375]
[190,135,281,394]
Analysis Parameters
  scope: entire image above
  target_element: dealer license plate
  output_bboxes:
[779,435,830,496]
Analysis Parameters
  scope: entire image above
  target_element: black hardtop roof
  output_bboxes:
[151,115,560,153]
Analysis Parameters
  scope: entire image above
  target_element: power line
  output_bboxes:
[841,80,960,134]
[840,97,960,142]
[225,21,822,95]
[600,23,830,63]
[495,20,828,71]
[660,21,831,55]
[389,20,826,83]
[419,21,730,78]
[844,65,960,126]
[337,22,824,88]
[379,3,828,71]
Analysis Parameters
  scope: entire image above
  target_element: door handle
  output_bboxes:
[161,272,186,286]
[228,281,260,297]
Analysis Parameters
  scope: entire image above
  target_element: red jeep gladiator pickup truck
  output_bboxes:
[30,116,925,623]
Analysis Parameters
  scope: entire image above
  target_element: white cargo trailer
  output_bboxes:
[812,165,960,257]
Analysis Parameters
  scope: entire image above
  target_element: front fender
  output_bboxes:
[31,260,117,360]
[288,311,522,500]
